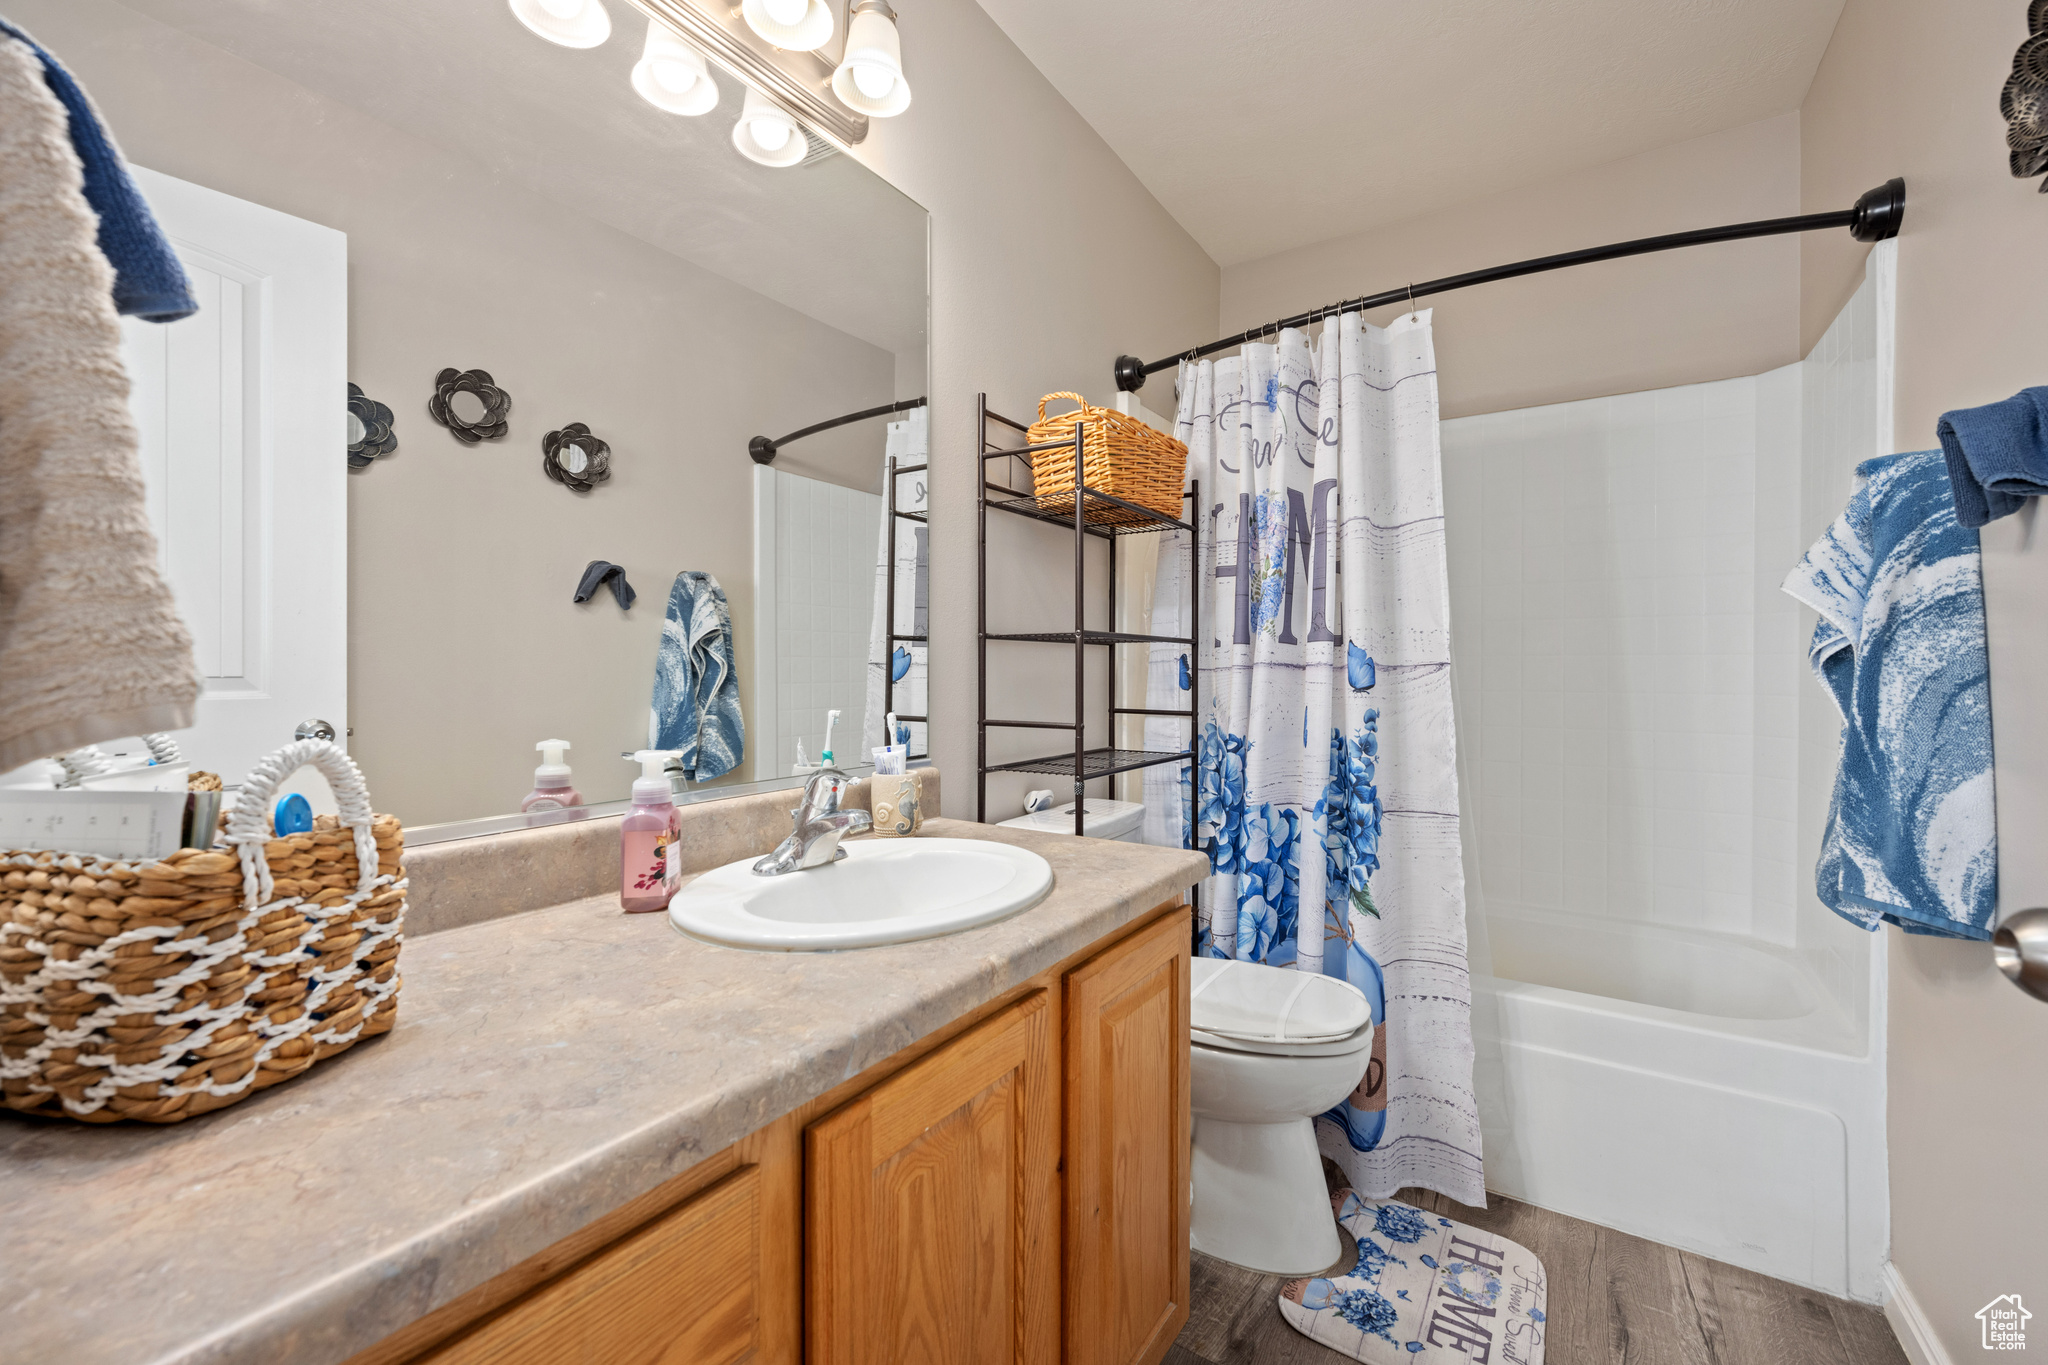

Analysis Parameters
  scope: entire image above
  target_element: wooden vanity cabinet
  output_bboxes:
[806,990,1061,1365]
[1061,910,1192,1365]
[364,902,1189,1365]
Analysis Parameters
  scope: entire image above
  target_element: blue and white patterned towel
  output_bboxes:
[1782,450,1997,940]
[650,571,744,782]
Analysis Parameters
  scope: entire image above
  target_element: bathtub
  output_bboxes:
[1470,907,1888,1300]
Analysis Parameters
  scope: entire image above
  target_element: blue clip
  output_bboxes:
[274,793,314,835]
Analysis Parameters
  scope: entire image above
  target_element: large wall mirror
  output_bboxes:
[1,0,930,832]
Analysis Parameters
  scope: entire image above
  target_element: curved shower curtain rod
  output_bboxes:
[1112,177,1906,394]
[749,395,928,464]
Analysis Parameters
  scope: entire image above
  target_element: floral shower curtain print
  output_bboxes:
[1144,311,1483,1205]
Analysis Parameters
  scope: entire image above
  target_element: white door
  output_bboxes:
[118,167,348,784]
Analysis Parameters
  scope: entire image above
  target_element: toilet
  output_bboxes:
[995,797,1145,842]
[1189,957,1375,1275]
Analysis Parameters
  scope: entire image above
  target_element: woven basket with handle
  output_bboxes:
[1025,391,1188,527]
[0,739,404,1123]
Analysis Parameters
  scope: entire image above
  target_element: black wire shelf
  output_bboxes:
[985,629,1193,647]
[984,488,1192,537]
[986,747,1192,779]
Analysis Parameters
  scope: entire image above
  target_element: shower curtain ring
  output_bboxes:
[1405,282,1418,321]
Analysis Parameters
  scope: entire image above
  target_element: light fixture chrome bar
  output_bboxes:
[622,0,869,147]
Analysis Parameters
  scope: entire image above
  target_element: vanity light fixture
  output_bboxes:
[830,0,909,118]
[732,86,807,167]
[740,0,834,54]
[507,0,611,48]
[631,20,718,115]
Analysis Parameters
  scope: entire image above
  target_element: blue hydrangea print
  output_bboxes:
[1314,714,1384,917]
[1373,1203,1430,1244]
[1235,802,1301,962]
[1331,1287,1399,1344]
[1248,492,1291,638]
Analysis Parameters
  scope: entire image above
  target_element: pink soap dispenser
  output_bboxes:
[620,749,681,913]
[521,739,585,826]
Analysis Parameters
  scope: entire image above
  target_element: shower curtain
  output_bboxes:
[864,406,927,753]
[1143,312,1483,1204]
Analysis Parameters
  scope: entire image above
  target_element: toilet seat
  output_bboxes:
[1191,1019,1373,1057]
[1189,958,1372,1045]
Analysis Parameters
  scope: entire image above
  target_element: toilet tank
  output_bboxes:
[997,798,1144,842]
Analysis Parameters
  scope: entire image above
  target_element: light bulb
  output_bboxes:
[831,1,909,116]
[633,20,717,114]
[509,0,610,48]
[740,0,832,52]
[851,61,895,100]
[650,59,696,93]
[733,87,806,166]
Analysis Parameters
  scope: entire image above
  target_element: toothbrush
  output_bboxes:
[821,709,840,765]
[886,712,898,754]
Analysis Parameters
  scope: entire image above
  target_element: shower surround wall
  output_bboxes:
[1443,248,1893,1300]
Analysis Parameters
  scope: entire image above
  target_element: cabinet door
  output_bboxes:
[1063,909,1192,1365]
[806,990,1059,1365]
[418,1164,767,1365]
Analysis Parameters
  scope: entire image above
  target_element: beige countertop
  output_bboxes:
[0,818,1206,1365]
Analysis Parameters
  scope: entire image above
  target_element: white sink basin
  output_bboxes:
[667,837,1055,951]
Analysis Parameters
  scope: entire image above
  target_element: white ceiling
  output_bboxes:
[117,0,929,366]
[975,0,1845,267]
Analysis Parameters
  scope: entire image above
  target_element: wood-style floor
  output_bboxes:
[1167,1179,1908,1365]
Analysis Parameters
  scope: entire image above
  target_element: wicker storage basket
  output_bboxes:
[0,739,404,1123]
[1025,391,1187,527]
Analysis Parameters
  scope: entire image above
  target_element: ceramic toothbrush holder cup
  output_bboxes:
[870,773,921,837]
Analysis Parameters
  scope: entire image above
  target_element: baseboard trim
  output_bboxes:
[1881,1262,1953,1365]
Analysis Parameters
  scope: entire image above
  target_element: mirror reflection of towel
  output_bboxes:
[572,559,635,609]
[650,571,744,782]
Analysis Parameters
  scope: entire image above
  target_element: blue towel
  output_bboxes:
[1937,386,2048,528]
[0,20,196,322]
[650,572,744,782]
[1782,451,1998,941]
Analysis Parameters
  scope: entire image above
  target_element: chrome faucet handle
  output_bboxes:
[753,766,872,876]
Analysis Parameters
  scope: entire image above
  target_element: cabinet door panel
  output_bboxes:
[421,1164,762,1365]
[807,990,1059,1365]
[1064,910,1192,1365]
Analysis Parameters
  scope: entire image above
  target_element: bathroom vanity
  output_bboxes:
[0,800,1208,1365]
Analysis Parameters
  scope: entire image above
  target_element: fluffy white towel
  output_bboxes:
[0,35,197,772]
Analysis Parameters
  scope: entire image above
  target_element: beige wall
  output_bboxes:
[1217,114,1804,420]
[1802,1,2048,1354]
[843,0,1221,820]
[1166,110,1824,928]
[13,0,897,826]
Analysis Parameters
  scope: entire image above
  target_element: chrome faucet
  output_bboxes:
[752,767,872,875]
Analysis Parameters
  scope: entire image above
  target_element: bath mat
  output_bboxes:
[1278,1189,1547,1364]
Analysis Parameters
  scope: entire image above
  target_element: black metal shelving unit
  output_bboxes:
[975,394,1203,872]
[882,451,926,760]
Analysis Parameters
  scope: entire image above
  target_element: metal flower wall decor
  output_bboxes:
[428,368,512,443]
[2004,1,2048,188]
[542,422,612,492]
[346,383,396,468]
